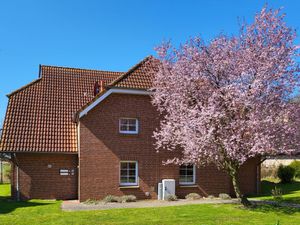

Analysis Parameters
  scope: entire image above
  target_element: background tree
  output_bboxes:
[152,7,300,205]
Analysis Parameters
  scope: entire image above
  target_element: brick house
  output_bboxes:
[0,56,261,201]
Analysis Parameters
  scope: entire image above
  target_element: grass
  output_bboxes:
[0,183,10,197]
[1,184,300,224]
[250,178,300,204]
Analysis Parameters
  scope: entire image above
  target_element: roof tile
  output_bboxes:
[0,56,160,153]
[0,65,122,153]
[108,56,160,90]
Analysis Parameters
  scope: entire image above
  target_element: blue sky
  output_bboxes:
[0,0,299,125]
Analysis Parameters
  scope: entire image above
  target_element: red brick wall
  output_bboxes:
[79,93,260,201]
[237,157,261,196]
[11,153,78,200]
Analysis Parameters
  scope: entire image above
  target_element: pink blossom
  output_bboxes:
[152,6,300,180]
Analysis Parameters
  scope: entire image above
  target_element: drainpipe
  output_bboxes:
[256,157,267,194]
[256,165,260,194]
[16,165,19,201]
[14,153,20,201]
[77,122,80,201]
[0,159,3,184]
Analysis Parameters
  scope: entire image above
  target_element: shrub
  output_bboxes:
[289,160,300,178]
[277,164,295,183]
[271,186,283,201]
[103,195,120,203]
[120,195,137,203]
[219,193,231,200]
[185,193,201,200]
[166,194,177,201]
[84,199,100,205]
[103,195,137,203]
[207,195,215,199]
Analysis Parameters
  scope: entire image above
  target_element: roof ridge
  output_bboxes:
[107,55,154,88]
[40,64,124,74]
[8,65,124,98]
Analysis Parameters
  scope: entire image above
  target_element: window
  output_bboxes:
[119,118,138,134]
[120,161,138,186]
[179,164,196,185]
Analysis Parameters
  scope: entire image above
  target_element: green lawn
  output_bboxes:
[251,178,300,204]
[1,183,300,225]
[0,183,10,197]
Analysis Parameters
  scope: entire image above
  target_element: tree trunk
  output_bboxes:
[229,165,251,207]
[231,170,241,199]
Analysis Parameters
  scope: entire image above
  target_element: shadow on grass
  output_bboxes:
[260,180,300,196]
[243,204,300,215]
[249,180,300,204]
[0,197,51,214]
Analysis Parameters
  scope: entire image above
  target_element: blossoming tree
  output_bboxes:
[152,7,300,204]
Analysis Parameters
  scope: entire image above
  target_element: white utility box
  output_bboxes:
[162,179,175,200]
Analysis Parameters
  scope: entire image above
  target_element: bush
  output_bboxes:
[120,195,137,203]
[277,164,295,183]
[271,186,283,201]
[219,193,231,200]
[84,199,100,205]
[103,195,120,203]
[103,195,137,203]
[207,195,215,199]
[166,194,178,201]
[289,160,300,178]
[185,193,201,200]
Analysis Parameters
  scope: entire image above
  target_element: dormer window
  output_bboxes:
[119,118,139,134]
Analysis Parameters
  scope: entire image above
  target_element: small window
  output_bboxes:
[120,161,138,186]
[179,164,196,185]
[119,118,138,134]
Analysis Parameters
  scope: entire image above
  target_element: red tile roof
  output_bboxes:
[0,56,160,153]
[107,56,160,90]
[75,56,160,120]
[0,65,122,153]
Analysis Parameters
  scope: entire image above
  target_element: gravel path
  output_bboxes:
[61,198,239,211]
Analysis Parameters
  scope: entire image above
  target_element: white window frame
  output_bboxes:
[119,161,138,186]
[119,118,139,134]
[179,164,196,185]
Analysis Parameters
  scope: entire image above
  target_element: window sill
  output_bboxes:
[179,185,198,188]
[119,131,139,135]
[119,186,140,189]
[119,133,139,136]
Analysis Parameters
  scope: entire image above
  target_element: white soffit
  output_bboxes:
[79,88,151,118]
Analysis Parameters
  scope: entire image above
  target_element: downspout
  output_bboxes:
[14,153,20,201]
[256,157,267,194]
[0,159,3,184]
[77,122,80,201]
